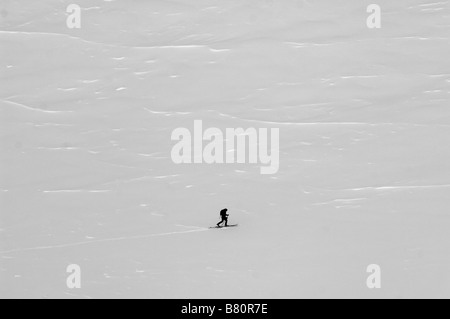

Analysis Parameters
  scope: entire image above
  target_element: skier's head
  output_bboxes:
[221,208,228,213]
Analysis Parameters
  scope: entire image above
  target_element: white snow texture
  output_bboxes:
[1,0,450,299]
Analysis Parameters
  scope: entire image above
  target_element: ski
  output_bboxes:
[209,224,238,229]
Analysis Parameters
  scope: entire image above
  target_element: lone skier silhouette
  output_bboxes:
[217,208,229,227]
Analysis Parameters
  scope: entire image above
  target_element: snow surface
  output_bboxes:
[1,0,450,299]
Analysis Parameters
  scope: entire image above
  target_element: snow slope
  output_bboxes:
[1,0,450,298]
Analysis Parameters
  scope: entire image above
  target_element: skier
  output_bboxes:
[216,208,229,227]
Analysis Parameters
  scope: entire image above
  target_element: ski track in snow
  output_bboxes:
[0,227,210,255]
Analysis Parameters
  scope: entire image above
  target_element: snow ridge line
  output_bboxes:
[345,184,450,191]
[0,30,230,52]
[1,100,73,114]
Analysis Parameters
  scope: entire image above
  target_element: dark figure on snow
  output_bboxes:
[217,208,229,227]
